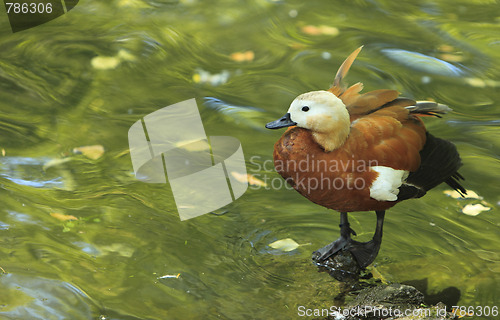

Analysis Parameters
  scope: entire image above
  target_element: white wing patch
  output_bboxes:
[370,166,409,201]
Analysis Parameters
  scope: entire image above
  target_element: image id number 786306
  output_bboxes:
[452,305,498,317]
[5,2,53,14]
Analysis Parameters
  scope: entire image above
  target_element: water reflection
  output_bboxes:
[0,0,499,318]
[0,274,96,320]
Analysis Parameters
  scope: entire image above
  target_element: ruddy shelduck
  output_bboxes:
[266,47,465,269]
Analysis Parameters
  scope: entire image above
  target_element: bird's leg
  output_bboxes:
[346,210,385,268]
[312,211,386,269]
[312,212,357,261]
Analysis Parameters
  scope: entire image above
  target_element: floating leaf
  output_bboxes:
[175,139,210,152]
[91,56,121,70]
[462,204,491,216]
[73,145,105,160]
[230,51,255,62]
[437,44,455,52]
[50,212,78,221]
[117,49,136,62]
[269,238,300,252]
[158,273,181,279]
[231,172,267,187]
[464,77,500,88]
[301,25,339,36]
[444,189,482,200]
[439,53,464,63]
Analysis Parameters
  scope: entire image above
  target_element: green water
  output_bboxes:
[1,0,499,319]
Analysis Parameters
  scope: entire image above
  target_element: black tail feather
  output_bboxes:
[404,133,465,197]
[445,172,466,196]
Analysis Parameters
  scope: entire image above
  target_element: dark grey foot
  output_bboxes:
[312,211,386,269]
[312,235,351,262]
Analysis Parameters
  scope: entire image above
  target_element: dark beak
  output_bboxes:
[265,113,297,129]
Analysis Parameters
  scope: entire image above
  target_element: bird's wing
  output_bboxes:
[348,107,427,172]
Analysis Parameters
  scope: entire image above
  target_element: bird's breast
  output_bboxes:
[273,127,398,212]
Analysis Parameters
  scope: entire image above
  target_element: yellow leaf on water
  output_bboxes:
[301,25,339,36]
[439,53,464,62]
[301,25,322,35]
[91,56,121,70]
[318,25,339,36]
[230,51,255,62]
[50,212,78,221]
[462,204,491,216]
[158,273,181,279]
[175,139,209,152]
[438,44,455,52]
[231,172,248,184]
[248,174,267,187]
[117,49,136,62]
[73,145,105,160]
[231,172,267,187]
[269,238,300,252]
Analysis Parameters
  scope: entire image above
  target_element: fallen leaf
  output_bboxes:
[50,212,78,221]
[438,44,455,52]
[117,49,136,62]
[247,174,267,187]
[301,25,339,36]
[443,189,482,200]
[439,53,464,62]
[231,172,267,187]
[231,172,247,184]
[462,204,491,216]
[175,139,210,152]
[91,56,121,70]
[269,238,300,252]
[73,145,105,160]
[230,51,255,62]
[318,25,339,36]
[158,273,181,279]
[464,77,500,88]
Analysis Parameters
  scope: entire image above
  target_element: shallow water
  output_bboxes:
[1,0,499,319]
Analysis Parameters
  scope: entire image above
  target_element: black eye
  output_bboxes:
[301,106,310,112]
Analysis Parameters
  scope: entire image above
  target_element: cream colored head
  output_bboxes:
[288,90,350,151]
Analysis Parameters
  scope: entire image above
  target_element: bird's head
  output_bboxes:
[266,90,350,151]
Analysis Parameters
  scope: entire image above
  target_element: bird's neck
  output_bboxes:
[312,126,350,152]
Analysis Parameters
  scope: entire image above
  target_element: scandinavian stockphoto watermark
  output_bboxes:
[128,99,248,221]
[248,155,378,194]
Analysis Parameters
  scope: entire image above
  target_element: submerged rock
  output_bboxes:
[324,283,459,320]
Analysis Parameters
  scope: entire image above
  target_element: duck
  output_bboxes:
[265,46,465,269]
